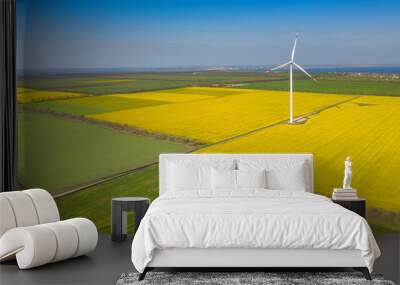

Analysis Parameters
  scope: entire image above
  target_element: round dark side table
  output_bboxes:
[111,197,150,242]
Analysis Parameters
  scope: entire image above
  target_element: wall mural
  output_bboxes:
[16,0,400,233]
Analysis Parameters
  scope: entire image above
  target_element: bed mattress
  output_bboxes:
[131,190,380,273]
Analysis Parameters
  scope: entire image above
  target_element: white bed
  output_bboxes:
[131,154,380,280]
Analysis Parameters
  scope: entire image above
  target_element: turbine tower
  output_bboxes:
[270,33,317,124]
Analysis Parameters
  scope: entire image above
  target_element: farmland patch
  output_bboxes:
[18,111,191,195]
[157,87,248,97]
[25,96,167,116]
[112,91,213,103]
[62,80,195,95]
[240,79,400,96]
[17,88,85,103]
[57,166,159,233]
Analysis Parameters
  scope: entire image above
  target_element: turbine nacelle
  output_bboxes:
[269,61,317,82]
[270,33,316,81]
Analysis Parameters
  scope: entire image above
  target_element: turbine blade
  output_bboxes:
[270,61,291,71]
[291,33,299,61]
[293,62,317,81]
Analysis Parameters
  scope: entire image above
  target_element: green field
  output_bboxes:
[57,166,159,233]
[25,96,167,116]
[18,111,191,194]
[20,77,194,95]
[240,78,400,96]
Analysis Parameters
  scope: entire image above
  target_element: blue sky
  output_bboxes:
[17,0,400,70]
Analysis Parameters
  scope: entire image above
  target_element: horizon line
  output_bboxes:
[17,64,400,73]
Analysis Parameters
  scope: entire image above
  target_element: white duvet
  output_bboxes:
[131,190,380,273]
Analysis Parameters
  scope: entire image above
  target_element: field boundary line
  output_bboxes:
[53,95,361,199]
[52,162,159,199]
[21,106,204,147]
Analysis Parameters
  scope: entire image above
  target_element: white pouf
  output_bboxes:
[0,189,98,269]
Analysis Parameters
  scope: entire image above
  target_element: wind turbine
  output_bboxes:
[269,33,317,124]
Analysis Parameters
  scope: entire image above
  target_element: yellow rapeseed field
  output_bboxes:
[17,88,85,103]
[198,96,400,213]
[162,87,248,96]
[111,91,213,102]
[90,88,356,143]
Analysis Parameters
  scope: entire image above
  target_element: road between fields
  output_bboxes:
[53,95,362,198]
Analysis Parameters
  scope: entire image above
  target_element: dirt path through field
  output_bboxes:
[192,95,361,152]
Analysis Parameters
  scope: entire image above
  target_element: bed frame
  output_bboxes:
[139,154,371,280]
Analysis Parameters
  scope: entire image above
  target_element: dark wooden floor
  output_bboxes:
[0,234,399,285]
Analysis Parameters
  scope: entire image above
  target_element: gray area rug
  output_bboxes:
[116,272,396,285]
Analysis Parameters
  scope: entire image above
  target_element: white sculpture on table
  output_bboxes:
[343,156,352,189]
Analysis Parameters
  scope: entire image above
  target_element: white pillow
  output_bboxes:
[238,159,308,191]
[236,169,267,189]
[166,159,236,192]
[211,168,236,190]
[211,169,267,190]
[167,162,210,191]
